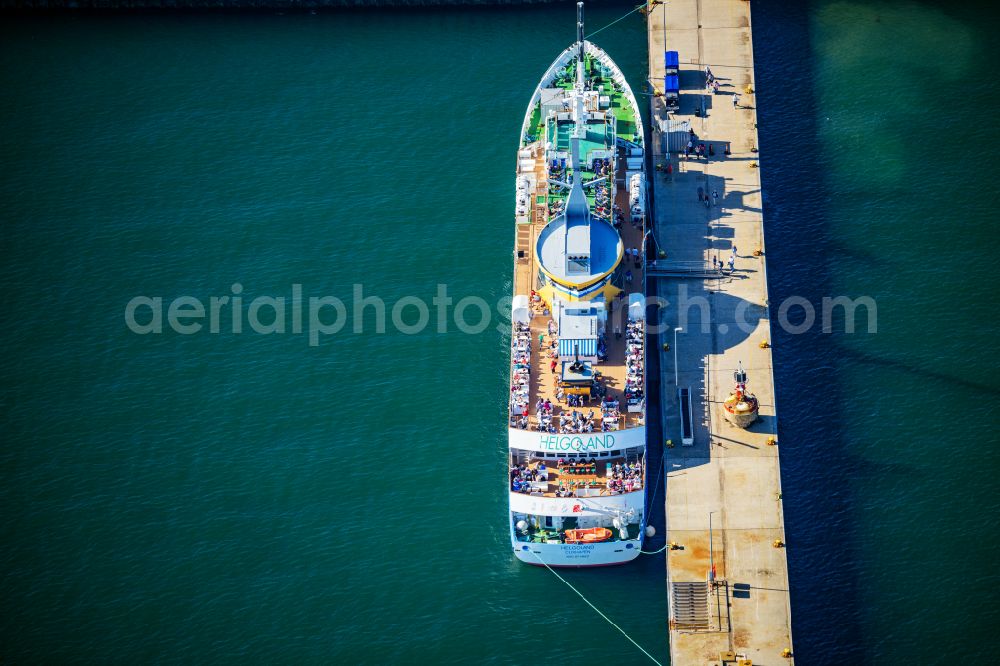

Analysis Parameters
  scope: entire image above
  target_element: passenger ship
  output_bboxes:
[508,3,648,567]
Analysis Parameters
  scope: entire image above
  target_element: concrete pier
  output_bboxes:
[646,1,795,663]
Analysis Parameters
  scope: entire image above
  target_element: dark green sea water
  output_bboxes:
[0,2,997,663]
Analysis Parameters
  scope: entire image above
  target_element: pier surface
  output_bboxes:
[647,1,795,664]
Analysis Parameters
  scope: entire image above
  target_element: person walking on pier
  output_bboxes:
[712,190,720,207]
[733,94,740,109]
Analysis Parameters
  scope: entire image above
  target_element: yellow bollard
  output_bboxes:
[773,539,785,548]
[759,340,770,349]
[782,648,793,658]
[766,436,777,446]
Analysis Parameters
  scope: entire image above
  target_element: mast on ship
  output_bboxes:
[571,1,587,156]
[576,2,586,88]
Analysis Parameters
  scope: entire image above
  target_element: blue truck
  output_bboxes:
[663,50,679,112]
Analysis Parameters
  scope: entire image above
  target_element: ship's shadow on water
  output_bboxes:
[753,1,865,663]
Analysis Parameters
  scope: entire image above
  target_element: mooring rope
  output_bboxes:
[528,550,663,665]
[585,3,647,40]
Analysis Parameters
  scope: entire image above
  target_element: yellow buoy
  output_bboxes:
[773,539,784,548]
[782,648,793,658]
[766,436,777,446]
[759,340,770,348]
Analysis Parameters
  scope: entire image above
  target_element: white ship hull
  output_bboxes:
[507,5,647,569]
[513,540,642,567]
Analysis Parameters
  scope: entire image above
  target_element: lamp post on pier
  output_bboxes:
[673,327,683,385]
[708,511,717,584]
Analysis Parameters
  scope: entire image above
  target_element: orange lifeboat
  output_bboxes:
[564,527,614,544]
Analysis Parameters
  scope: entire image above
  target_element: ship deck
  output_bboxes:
[509,452,645,498]
[511,145,645,434]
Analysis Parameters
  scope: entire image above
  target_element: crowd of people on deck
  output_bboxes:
[624,318,644,406]
[508,457,644,496]
[509,321,532,427]
[607,460,643,494]
[559,408,599,434]
[535,398,559,433]
[594,180,612,223]
[546,198,566,218]
[591,157,612,177]
[510,461,548,493]
[509,300,644,434]
[600,394,621,431]
[613,203,625,230]
[511,415,529,429]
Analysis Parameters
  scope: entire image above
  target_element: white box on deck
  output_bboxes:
[628,293,645,321]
